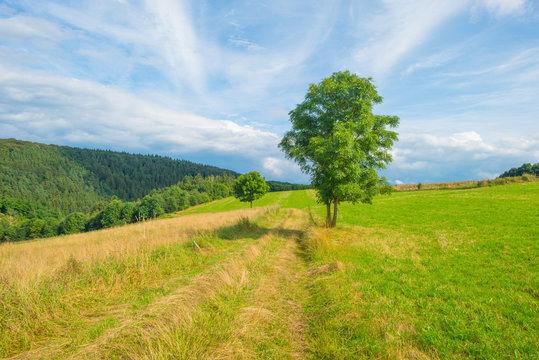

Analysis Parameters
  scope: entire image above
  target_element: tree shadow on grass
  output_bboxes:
[216,217,271,240]
[215,218,305,241]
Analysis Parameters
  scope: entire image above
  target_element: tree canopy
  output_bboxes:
[279,71,399,227]
[499,163,538,178]
[233,171,269,208]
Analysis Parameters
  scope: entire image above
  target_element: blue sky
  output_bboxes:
[0,0,538,184]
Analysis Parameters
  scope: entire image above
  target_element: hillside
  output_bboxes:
[1,182,537,358]
[0,138,238,214]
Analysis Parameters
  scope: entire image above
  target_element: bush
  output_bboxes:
[61,212,88,235]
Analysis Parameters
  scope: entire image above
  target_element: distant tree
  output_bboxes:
[279,71,399,227]
[42,217,60,237]
[101,200,124,228]
[135,195,164,220]
[60,212,87,235]
[233,172,270,208]
[26,218,45,239]
[500,163,539,178]
[120,202,135,223]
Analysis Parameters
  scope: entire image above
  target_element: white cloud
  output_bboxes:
[384,130,539,183]
[262,156,304,180]
[350,0,468,78]
[349,0,531,79]
[228,37,265,51]
[404,49,460,75]
[0,67,280,159]
[479,0,529,17]
[143,0,206,94]
[0,15,64,41]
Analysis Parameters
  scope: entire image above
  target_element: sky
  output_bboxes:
[0,0,538,184]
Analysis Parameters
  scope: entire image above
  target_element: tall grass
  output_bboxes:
[0,208,269,357]
[0,208,265,287]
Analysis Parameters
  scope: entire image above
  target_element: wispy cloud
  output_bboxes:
[143,0,206,94]
[350,0,468,79]
[0,15,64,40]
[478,0,530,17]
[0,0,537,183]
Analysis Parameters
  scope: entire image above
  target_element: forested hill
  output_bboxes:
[0,138,238,214]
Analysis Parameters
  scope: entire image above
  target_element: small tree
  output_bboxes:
[279,71,399,227]
[233,171,269,208]
[60,212,88,235]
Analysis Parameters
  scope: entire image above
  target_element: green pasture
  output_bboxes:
[184,182,539,359]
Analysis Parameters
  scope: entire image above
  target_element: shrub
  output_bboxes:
[61,212,88,235]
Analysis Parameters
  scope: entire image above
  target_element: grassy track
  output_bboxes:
[1,182,537,359]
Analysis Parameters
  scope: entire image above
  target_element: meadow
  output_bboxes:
[0,182,537,359]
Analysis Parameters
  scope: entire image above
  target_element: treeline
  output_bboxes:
[0,138,238,214]
[59,146,238,201]
[0,175,235,242]
[267,180,311,192]
[499,163,538,178]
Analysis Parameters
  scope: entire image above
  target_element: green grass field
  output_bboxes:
[1,182,537,359]
[183,182,538,358]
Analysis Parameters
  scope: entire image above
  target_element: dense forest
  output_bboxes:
[0,138,238,214]
[499,163,539,178]
[0,174,235,242]
[0,138,239,242]
[266,180,311,192]
[0,138,312,243]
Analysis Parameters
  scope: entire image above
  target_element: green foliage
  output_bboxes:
[59,146,238,201]
[101,200,130,228]
[60,212,88,235]
[135,195,165,220]
[0,138,239,242]
[0,138,238,215]
[279,71,399,226]
[266,180,311,192]
[1,171,234,242]
[499,162,538,178]
[233,171,270,207]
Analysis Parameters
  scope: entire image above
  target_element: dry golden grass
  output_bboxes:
[69,231,277,360]
[0,208,265,287]
[3,208,279,359]
[393,174,537,191]
[393,180,480,191]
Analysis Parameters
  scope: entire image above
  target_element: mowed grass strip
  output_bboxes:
[0,208,273,358]
[207,209,309,360]
[302,182,538,359]
[80,208,306,360]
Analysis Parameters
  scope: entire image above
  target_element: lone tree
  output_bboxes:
[279,71,399,227]
[233,171,270,208]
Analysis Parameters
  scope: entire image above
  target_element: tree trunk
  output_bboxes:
[331,198,338,227]
[326,201,332,227]
[250,200,253,208]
